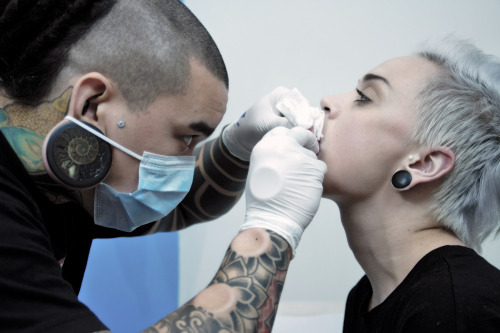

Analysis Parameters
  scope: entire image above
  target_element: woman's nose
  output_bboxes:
[320,95,338,118]
[320,96,330,111]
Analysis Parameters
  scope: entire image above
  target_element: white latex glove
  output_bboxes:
[240,127,327,256]
[222,86,294,161]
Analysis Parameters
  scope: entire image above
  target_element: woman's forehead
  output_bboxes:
[367,56,441,89]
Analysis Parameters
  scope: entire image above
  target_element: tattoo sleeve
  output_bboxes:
[143,229,292,333]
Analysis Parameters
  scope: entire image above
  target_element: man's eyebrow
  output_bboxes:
[189,121,216,137]
[361,73,392,89]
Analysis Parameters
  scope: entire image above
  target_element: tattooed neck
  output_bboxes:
[0,88,72,175]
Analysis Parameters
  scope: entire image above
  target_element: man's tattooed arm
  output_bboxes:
[142,229,292,333]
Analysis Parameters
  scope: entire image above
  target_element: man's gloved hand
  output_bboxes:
[222,86,294,161]
[240,127,327,256]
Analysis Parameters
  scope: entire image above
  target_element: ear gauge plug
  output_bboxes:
[391,170,412,189]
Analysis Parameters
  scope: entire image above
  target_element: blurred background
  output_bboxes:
[79,1,500,332]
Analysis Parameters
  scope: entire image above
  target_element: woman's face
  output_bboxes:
[318,56,441,202]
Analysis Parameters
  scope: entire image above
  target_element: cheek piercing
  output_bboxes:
[117,120,126,128]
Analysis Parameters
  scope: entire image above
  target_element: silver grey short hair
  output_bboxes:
[413,35,500,251]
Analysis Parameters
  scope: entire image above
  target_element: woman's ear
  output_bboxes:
[67,72,114,128]
[407,146,455,188]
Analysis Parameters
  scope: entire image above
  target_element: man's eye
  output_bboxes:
[183,136,193,146]
[355,88,371,103]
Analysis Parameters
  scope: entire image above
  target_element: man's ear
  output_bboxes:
[407,146,455,188]
[67,72,115,128]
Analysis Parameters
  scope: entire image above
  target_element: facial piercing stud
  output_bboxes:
[408,155,414,161]
[117,120,126,128]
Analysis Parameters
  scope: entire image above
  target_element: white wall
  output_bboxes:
[179,0,500,330]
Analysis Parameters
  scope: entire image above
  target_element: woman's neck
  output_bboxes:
[338,191,464,310]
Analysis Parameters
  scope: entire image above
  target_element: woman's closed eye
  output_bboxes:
[355,88,371,104]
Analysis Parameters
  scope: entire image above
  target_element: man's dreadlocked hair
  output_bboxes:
[0,0,117,104]
[0,0,229,110]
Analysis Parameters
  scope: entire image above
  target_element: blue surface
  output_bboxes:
[79,232,179,332]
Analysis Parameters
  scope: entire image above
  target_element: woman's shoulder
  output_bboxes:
[410,245,500,290]
[407,245,500,326]
[418,245,500,278]
[362,245,500,331]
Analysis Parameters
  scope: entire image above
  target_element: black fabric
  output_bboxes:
[0,131,107,332]
[343,245,500,332]
[61,202,95,295]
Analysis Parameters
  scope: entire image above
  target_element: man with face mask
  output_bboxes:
[0,1,326,332]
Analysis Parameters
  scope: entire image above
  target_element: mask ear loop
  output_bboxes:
[65,116,143,162]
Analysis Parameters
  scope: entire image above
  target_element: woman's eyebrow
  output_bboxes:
[361,73,392,89]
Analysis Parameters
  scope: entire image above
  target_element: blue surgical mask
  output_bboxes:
[66,116,195,232]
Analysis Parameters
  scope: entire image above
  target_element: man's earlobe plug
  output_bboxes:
[392,170,412,189]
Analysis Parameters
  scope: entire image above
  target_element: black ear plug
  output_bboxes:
[391,170,412,189]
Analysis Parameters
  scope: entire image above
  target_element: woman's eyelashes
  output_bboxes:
[355,88,371,104]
